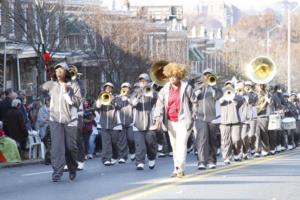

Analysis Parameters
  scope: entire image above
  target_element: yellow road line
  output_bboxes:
[98,149,299,200]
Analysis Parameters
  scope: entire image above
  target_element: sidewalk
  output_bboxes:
[0,159,43,168]
[0,152,102,168]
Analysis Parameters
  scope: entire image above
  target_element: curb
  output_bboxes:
[0,152,103,169]
[0,159,44,168]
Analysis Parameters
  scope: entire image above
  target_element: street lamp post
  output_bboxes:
[266,24,281,56]
[287,4,299,94]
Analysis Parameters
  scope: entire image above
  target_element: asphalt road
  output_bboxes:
[1,148,300,200]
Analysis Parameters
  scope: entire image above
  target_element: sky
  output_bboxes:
[102,0,300,11]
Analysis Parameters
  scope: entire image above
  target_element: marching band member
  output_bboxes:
[268,83,286,154]
[254,84,272,157]
[40,62,82,182]
[283,92,298,149]
[117,82,135,161]
[219,81,244,164]
[192,68,222,170]
[154,63,193,178]
[96,82,123,166]
[236,80,251,160]
[131,74,157,170]
[244,81,258,155]
[291,93,300,146]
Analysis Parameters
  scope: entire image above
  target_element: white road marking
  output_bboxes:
[22,171,52,176]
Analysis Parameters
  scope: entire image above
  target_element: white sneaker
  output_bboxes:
[118,158,126,164]
[242,153,249,160]
[254,153,260,157]
[168,152,173,157]
[63,165,68,171]
[224,159,231,165]
[136,163,144,170]
[208,163,216,169]
[158,144,163,151]
[281,146,287,151]
[270,150,276,155]
[158,152,166,157]
[104,160,111,166]
[276,145,282,152]
[234,155,241,161]
[77,161,85,170]
[261,150,269,157]
[148,160,156,169]
[288,145,293,150]
[198,163,206,170]
[111,159,117,165]
[87,154,93,159]
[130,154,136,161]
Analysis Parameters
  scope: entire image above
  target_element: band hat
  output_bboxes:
[121,82,131,88]
[202,68,214,75]
[138,73,151,81]
[244,81,253,86]
[290,92,297,97]
[224,80,233,86]
[103,82,114,89]
[54,62,69,70]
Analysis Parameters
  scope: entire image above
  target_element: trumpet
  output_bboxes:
[222,85,235,101]
[96,91,113,107]
[206,74,217,86]
[244,86,252,93]
[236,88,243,94]
[120,88,129,96]
[69,65,82,80]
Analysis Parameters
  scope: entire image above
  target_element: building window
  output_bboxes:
[9,1,15,39]
[0,2,2,33]
[21,4,28,41]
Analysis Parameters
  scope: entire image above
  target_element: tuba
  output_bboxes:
[96,91,113,107]
[149,60,169,86]
[246,56,277,84]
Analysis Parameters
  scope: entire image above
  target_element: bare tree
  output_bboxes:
[2,0,84,86]
[81,7,150,90]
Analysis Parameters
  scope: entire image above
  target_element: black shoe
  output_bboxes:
[69,171,76,181]
[44,160,51,165]
[52,175,61,182]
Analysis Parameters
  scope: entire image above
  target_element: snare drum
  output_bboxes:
[281,117,296,130]
[268,114,282,130]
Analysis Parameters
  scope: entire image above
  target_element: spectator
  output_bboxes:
[36,97,51,164]
[5,99,28,159]
[29,99,42,130]
[17,90,31,130]
[0,121,21,163]
[0,91,5,101]
[0,89,17,132]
